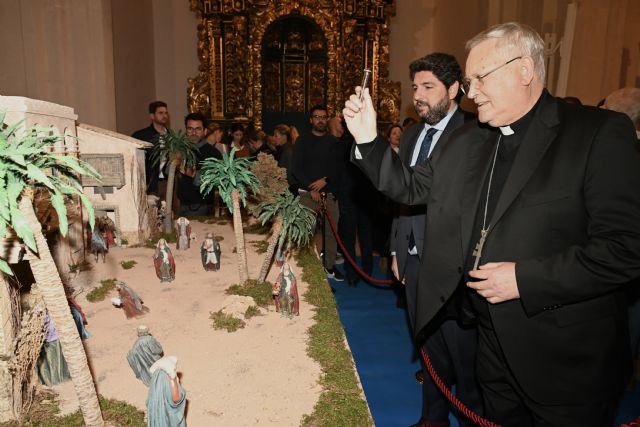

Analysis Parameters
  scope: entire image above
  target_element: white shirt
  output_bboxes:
[409,105,458,166]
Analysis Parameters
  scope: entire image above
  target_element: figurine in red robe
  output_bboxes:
[153,239,176,283]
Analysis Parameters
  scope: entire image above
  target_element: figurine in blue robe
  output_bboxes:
[146,356,186,427]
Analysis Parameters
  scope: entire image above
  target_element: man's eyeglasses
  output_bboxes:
[461,56,522,95]
[312,115,328,120]
[186,126,204,132]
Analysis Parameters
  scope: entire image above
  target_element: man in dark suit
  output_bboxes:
[132,101,170,197]
[344,22,640,426]
[389,53,481,427]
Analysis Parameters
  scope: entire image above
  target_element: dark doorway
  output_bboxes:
[261,16,327,135]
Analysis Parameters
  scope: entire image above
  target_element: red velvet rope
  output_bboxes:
[319,203,393,285]
[420,347,500,427]
[620,417,640,427]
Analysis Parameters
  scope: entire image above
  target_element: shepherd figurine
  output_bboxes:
[200,232,221,271]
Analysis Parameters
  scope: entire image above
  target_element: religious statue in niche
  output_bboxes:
[153,239,176,283]
[175,217,191,250]
[200,232,221,271]
[272,263,299,318]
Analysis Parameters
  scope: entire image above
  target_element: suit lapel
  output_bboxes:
[460,128,498,255]
[432,108,464,156]
[489,95,561,229]
[402,125,422,166]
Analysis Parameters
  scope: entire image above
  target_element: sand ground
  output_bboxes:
[52,218,322,426]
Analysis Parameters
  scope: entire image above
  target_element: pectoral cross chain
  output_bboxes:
[472,136,501,272]
[472,229,488,270]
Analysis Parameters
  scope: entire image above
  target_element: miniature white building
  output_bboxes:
[0,96,151,273]
[0,95,78,154]
[76,123,152,245]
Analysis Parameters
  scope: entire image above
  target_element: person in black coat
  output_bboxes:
[345,22,640,427]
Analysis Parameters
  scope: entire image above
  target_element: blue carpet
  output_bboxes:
[330,258,639,427]
[330,263,424,427]
[616,380,640,425]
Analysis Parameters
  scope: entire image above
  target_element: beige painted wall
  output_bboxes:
[0,0,117,130]
[0,0,198,135]
[112,0,199,135]
[111,0,156,136]
[150,0,199,133]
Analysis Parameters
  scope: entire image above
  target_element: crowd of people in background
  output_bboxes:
[131,101,406,285]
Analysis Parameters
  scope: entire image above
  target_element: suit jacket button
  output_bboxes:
[457,266,463,273]
[440,296,445,303]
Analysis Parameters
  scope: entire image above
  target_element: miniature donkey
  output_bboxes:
[90,229,108,263]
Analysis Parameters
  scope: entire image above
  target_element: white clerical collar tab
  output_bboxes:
[499,125,514,135]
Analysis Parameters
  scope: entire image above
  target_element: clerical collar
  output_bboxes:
[499,125,514,135]
[498,89,548,136]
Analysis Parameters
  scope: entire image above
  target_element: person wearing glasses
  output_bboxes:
[344,22,640,426]
[291,105,345,281]
[178,113,222,216]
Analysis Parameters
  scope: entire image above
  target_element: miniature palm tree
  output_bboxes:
[256,190,316,283]
[200,148,260,284]
[149,129,198,233]
[0,114,103,425]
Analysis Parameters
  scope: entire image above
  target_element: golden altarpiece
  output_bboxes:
[187,0,400,132]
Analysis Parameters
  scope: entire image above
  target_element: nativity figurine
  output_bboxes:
[37,310,71,386]
[147,356,187,427]
[127,325,164,386]
[68,295,90,340]
[115,281,149,319]
[153,239,176,283]
[97,215,117,247]
[200,232,221,271]
[273,262,299,318]
[175,217,191,250]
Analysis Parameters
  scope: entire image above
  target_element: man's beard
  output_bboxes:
[312,124,327,134]
[415,96,450,125]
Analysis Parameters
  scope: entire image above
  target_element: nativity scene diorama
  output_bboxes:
[0,2,355,419]
[0,98,320,425]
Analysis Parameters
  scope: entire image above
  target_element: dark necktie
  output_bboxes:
[415,127,438,165]
[408,127,438,251]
